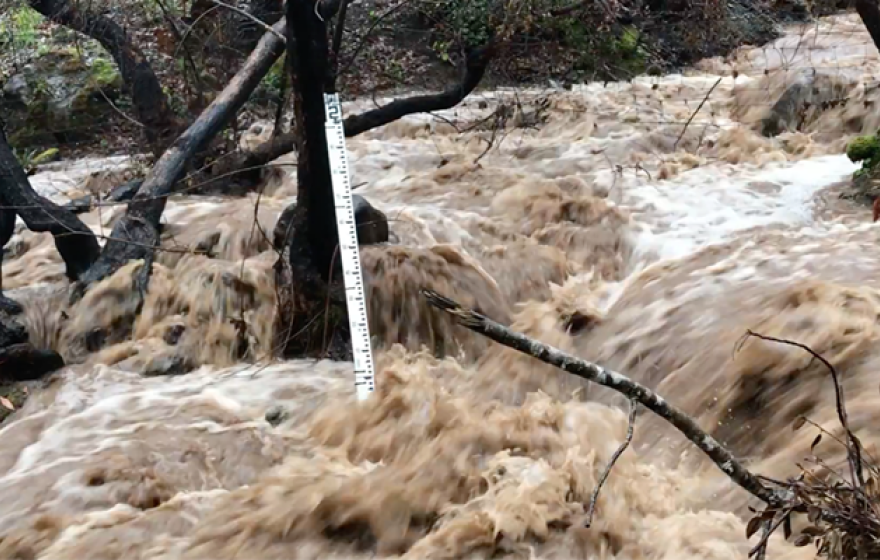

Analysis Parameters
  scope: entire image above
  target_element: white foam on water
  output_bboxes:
[627,154,859,260]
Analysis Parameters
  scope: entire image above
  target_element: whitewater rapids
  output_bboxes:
[2,12,880,560]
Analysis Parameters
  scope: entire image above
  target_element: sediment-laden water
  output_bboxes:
[2,12,879,560]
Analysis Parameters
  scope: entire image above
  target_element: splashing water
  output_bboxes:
[4,12,880,560]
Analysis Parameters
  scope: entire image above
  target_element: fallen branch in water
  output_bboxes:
[421,289,784,506]
[585,397,637,527]
[423,289,880,557]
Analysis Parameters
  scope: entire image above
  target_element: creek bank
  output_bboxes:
[0,0,830,158]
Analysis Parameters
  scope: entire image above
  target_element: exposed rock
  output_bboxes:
[265,405,289,426]
[843,164,880,206]
[0,309,66,382]
[142,354,196,377]
[0,343,64,381]
[0,317,28,348]
[758,69,855,137]
[2,48,123,147]
[272,194,390,251]
[353,194,390,246]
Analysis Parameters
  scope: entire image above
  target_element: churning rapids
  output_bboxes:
[7,12,880,559]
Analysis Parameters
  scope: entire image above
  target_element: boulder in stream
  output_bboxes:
[756,68,855,137]
[2,46,124,147]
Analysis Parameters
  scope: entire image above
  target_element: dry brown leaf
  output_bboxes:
[0,397,15,411]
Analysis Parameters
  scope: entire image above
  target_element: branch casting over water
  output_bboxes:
[422,289,785,506]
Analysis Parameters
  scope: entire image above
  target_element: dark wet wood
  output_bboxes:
[72,20,288,300]
[0,127,100,285]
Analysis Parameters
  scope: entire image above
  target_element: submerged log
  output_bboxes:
[0,343,65,381]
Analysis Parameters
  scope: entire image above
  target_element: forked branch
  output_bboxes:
[235,42,495,169]
[421,289,784,506]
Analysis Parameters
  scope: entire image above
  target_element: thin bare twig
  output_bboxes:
[421,289,783,506]
[673,76,722,151]
[585,397,638,528]
[210,0,287,42]
[743,330,864,487]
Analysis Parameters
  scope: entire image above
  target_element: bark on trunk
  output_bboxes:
[272,0,353,359]
[29,0,179,155]
[0,127,100,287]
[71,19,288,301]
[856,0,880,53]
[272,4,494,359]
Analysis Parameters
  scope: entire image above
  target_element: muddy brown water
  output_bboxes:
[3,12,880,560]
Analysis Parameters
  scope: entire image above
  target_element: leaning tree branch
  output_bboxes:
[71,18,288,301]
[229,42,495,174]
[0,127,100,283]
[343,43,494,136]
[29,0,178,155]
[421,289,785,506]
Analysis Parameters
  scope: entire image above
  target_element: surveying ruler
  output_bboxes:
[323,93,376,401]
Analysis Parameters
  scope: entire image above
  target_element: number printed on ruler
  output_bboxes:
[324,93,376,401]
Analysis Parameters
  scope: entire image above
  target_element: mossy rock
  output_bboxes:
[841,133,880,205]
[1,48,123,147]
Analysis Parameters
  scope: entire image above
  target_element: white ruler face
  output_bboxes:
[323,93,376,401]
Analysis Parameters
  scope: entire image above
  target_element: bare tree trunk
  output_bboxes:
[856,0,880,52]
[0,127,100,285]
[28,0,179,155]
[272,1,494,359]
[272,0,353,359]
[71,19,288,301]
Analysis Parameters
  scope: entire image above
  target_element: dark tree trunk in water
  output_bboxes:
[856,0,880,53]
[0,204,21,315]
[28,0,178,155]
[71,20,288,302]
[273,0,354,359]
[0,127,100,290]
[272,1,493,359]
